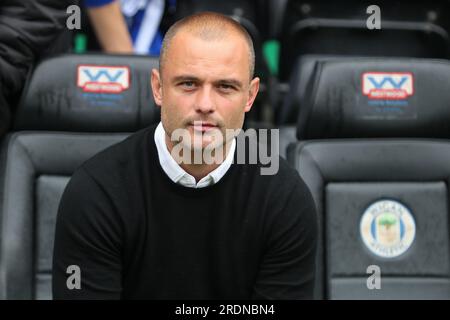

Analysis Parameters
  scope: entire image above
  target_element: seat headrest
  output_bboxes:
[293,56,450,139]
[14,54,160,132]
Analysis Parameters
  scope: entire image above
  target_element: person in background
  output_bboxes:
[84,0,176,55]
[0,0,78,138]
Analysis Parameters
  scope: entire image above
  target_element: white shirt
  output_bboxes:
[154,122,236,188]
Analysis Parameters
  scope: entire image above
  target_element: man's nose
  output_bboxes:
[194,86,216,113]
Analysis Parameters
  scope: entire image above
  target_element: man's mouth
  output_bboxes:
[189,122,218,133]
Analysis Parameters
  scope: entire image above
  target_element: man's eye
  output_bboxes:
[219,84,235,91]
[180,81,195,88]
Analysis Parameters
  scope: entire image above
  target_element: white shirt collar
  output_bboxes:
[154,122,235,188]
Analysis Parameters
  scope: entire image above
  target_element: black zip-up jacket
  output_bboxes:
[0,0,77,136]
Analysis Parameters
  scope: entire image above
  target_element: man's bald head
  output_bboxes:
[159,12,256,80]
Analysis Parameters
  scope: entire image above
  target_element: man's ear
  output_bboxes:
[151,68,163,107]
[244,77,260,113]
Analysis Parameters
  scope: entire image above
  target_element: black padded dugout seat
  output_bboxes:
[286,57,450,299]
[14,53,160,132]
[277,0,450,81]
[280,55,450,131]
[0,54,160,299]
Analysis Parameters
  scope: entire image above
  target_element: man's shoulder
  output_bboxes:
[276,155,300,179]
[248,154,301,187]
[80,125,155,180]
[233,153,308,208]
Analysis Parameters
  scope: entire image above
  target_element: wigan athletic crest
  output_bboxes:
[360,199,416,258]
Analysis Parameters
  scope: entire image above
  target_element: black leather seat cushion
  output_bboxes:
[0,132,128,299]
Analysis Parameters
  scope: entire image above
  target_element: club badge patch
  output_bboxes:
[360,199,416,258]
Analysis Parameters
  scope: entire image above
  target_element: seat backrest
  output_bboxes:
[286,57,450,299]
[277,54,321,125]
[0,53,159,299]
[174,0,262,38]
[280,55,450,137]
[0,132,128,299]
[14,53,160,132]
[278,0,450,81]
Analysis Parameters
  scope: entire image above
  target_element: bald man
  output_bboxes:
[52,12,317,300]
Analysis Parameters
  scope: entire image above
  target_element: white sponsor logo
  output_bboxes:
[77,65,130,93]
[362,72,414,99]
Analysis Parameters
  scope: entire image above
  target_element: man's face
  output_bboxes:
[151,29,260,150]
